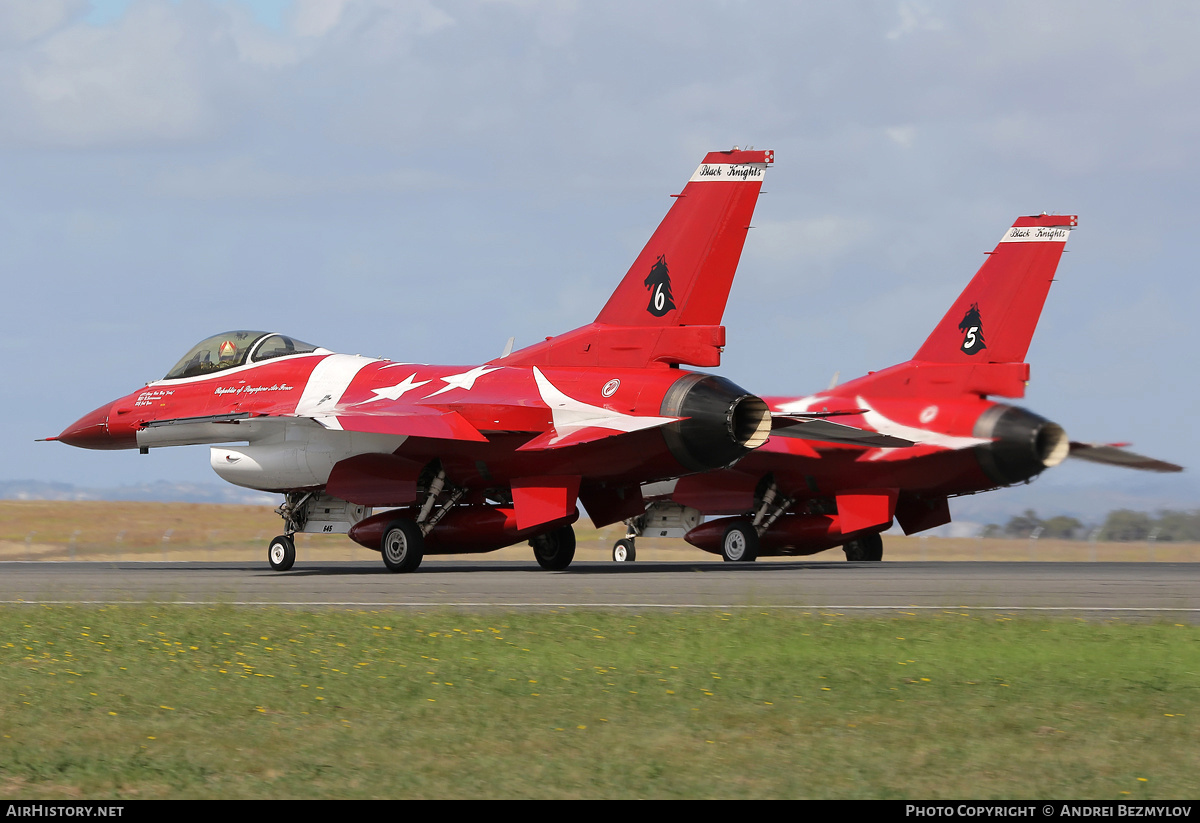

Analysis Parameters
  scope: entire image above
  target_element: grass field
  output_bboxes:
[2,501,1197,563]
[0,606,1196,799]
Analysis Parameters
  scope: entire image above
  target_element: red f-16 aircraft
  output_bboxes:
[48,148,884,573]
[608,214,1183,563]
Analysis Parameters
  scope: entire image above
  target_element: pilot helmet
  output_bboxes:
[218,340,238,362]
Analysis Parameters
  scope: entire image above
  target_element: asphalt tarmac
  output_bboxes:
[0,560,1197,619]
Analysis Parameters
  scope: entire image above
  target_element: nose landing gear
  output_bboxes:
[268,534,296,571]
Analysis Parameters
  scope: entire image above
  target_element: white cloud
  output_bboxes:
[747,216,869,267]
[0,0,86,45]
[149,155,450,199]
[6,4,222,145]
[886,1,945,40]
[884,125,917,148]
[291,0,355,38]
[0,0,461,147]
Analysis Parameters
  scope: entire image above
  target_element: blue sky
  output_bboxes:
[2,1,1195,511]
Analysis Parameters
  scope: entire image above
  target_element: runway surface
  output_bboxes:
[1,560,1197,619]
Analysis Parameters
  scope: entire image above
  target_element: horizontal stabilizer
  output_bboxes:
[772,409,868,423]
[319,409,488,442]
[1068,442,1183,473]
[771,416,915,448]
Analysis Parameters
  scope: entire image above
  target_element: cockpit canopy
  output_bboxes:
[164,331,321,380]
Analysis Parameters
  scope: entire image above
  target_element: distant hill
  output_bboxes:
[0,480,275,506]
[914,468,1198,537]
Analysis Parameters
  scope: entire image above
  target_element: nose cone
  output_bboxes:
[58,403,127,449]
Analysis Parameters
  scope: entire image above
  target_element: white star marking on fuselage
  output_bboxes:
[425,365,501,398]
[359,373,431,404]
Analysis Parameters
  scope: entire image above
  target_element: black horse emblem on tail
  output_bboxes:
[643,254,676,317]
[958,303,986,355]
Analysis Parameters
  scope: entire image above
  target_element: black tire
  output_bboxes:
[721,521,759,562]
[268,534,296,572]
[531,525,576,571]
[843,532,884,561]
[381,520,424,573]
[612,538,637,562]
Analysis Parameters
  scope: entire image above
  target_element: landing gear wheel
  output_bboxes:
[381,520,424,573]
[843,533,884,561]
[612,538,637,562]
[531,525,576,571]
[268,534,295,572]
[721,521,759,562]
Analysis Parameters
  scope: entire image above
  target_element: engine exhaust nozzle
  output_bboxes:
[659,373,772,473]
[974,403,1069,487]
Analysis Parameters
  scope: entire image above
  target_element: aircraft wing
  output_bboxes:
[771,414,915,448]
[315,408,488,442]
[1068,442,1183,473]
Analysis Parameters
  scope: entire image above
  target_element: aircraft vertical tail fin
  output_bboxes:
[500,148,772,369]
[912,214,1076,365]
[594,148,773,328]
[833,214,1077,399]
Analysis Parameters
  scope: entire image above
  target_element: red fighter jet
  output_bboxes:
[609,214,1183,563]
[49,147,878,574]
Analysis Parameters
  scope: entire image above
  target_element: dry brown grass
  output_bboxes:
[1,500,1196,563]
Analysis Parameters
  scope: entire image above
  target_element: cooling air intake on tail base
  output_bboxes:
[659,373,772,473]
[973,403,1069,487]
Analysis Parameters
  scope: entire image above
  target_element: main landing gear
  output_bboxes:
[382,520,424,573]
[843,533,884,561]
[531,525,576,571]
[721,478,794,563]
[377,465,464,573]
[721,520,759,562]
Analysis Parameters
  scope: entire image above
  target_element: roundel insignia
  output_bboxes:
[601,379,620,397]
[919,405,938,424]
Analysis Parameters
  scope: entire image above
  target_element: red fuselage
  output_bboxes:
[60,343,771,513]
